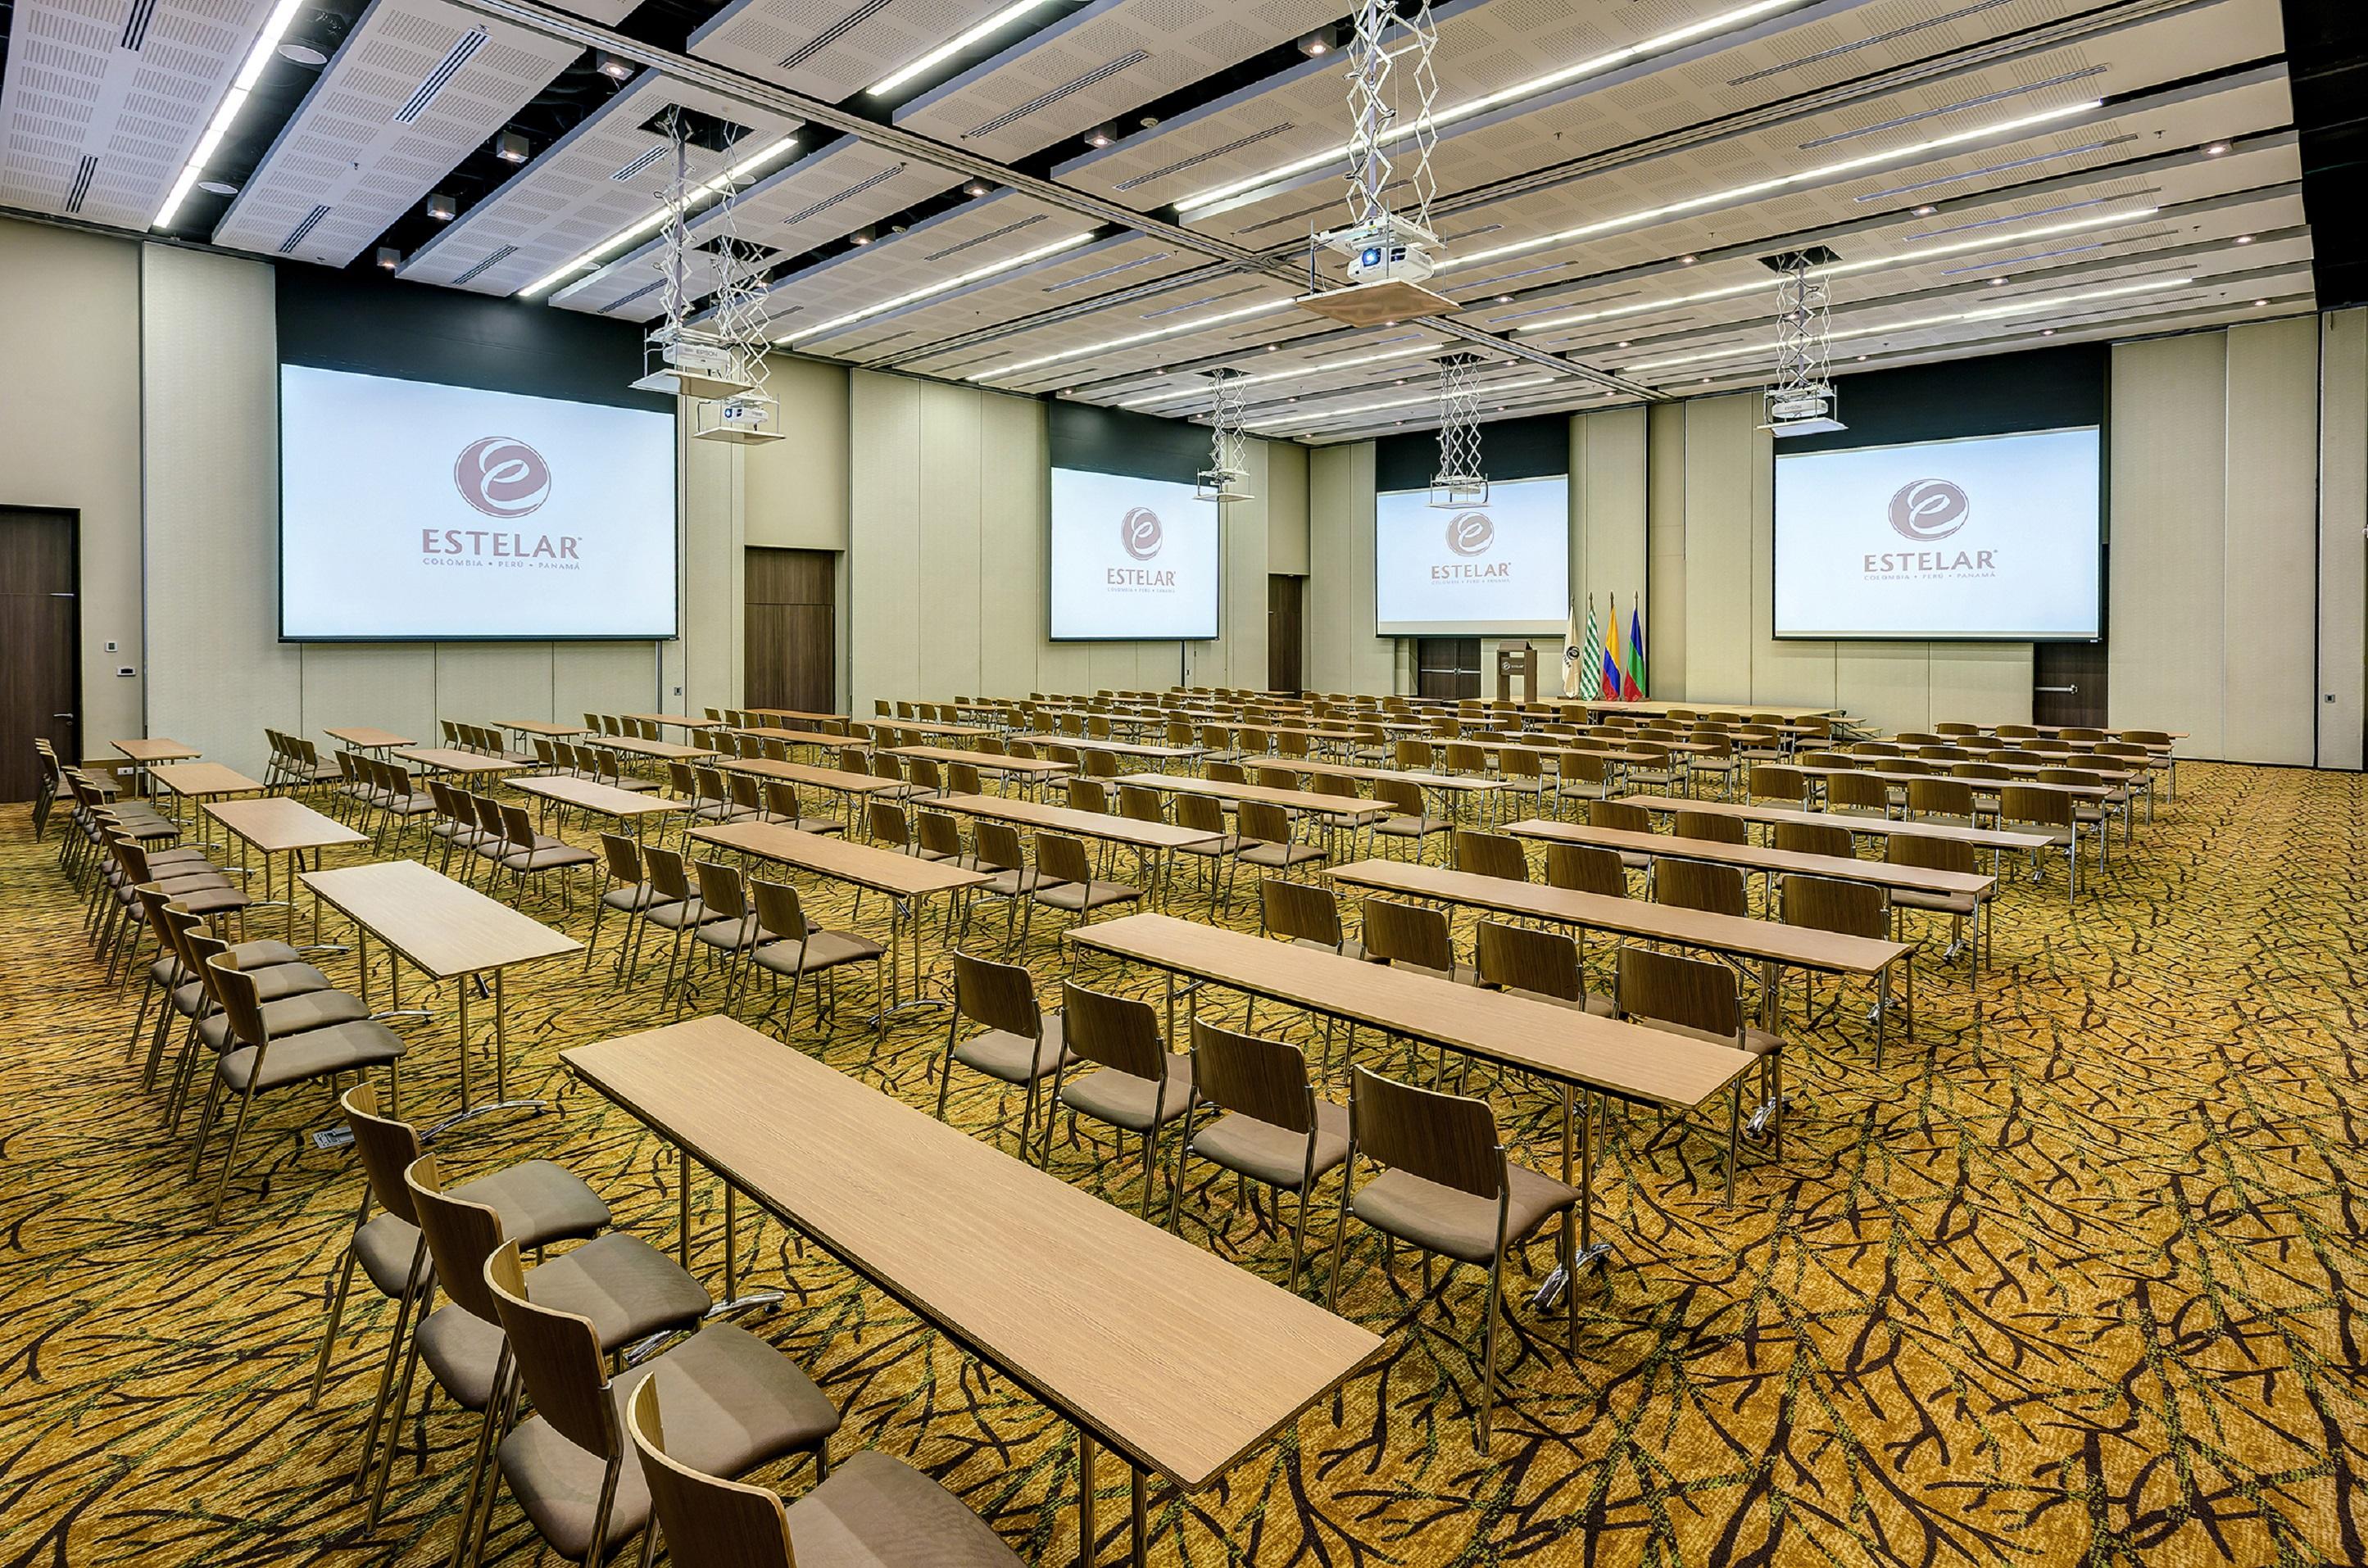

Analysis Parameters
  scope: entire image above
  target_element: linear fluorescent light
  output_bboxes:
[777,233,1096,343]
[1512,206,2160,336]
[1177,0,1803,215]
[1623,274,2194,372]
[868,0,1062,97]
[152,0,307,228]
[519,137,800,297]
[1443,100,2103,274]
[967,297,1295,382]
[1118,342,1444,407]
[1250,374,1554,428]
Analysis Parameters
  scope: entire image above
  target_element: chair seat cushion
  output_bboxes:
[1637,1017,1785,1057]
[786,1449,1025,1568]
[173,960,330,1016]
[646,898,727,931]
[752,928,883,977]
[1033,880,1141,912]
[458,1158,614,1249]
[501,1323,840,1561]
[503,843,596,872]
[1190,1098,1349,1191]
[980,867,1054,895]
[151,939,301,988]
[161,882,251,917]
[417,1303,507,1412]
[1240,844,1324,870]
[1057,1054,1194,1134]
[602,884,671,913]
[954,1013,1068,1086]
[1892,888,1978,916]
[353,1212,430,1298]
[1375,815,1449,837]
[524,1231,713,1350]
[199,987,370,1049]
[217,1018,406,1090]
[603,775,662,793]
[1351,1162,1581,1267]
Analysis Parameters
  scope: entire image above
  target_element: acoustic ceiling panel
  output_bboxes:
[211,0,589,266]
[0,0,279,229]
[687,0,1016,104]
[397,70,801,293]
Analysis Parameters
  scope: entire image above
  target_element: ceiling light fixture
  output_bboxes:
[2234,233,2253,244]
[425,192,457,222]
[1084,123,1118,149]
[1118,341,1443,407]
[969,297,1295,382]
[493,130,530,164]
[1297,28,1333,57]
[964,180,992,198]
[1250,374,1553,431]
[777,232,1096,344]
[2203,141,2230,156]
[1912,204,1937,216]
[197,179,239,196]
[596,51,634,82]
[1178,0,1804,215]
[869,0,1062,97]
[518,136,799,297]
[375,246,401,270]
[152,0,309,229]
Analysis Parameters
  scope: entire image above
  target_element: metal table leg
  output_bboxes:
[1531,1086,1610,1310]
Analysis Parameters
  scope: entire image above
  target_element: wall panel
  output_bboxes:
[919,380,985,702]
[1681,397,1754,701]
[2222,316,2319,764]
[977,389,1047,700]
[2109,333,2230,758]
[2320,309,2367,770]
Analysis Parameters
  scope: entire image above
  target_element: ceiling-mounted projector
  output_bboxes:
[1763,382,1844,436]
[1298,213,1455,325]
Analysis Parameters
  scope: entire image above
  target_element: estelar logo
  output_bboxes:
[453,437,551,519]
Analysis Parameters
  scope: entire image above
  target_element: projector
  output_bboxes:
[1762,383,1845,437]
[1336,216,1438,286]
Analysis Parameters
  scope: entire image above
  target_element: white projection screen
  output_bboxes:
[280,366,678,641]
[1774,428,2102,640]
[1048,467,1219,641]
[1375,475,1570,635]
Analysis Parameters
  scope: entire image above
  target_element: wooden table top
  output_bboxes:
[1325,859,1908,977]
[1792,765,2116,800]
[392,747,533,776]
[497,718,592,737]
[1011,735,1204,760]
[1505,819,1995,900]
[887,745,1073,775]
[324,726,413,749]
[563,1017,1381,1489]
[738,727,867,752]
[302,859,581,978]
[510,775,687,818]
[934,792,1221,850]
[691,820,991,898]
[1254,758,1507,793]
[204,796,369,854]
[623,713,724,731]
[877,718,991,739]
[112,737,200,764]
[742,707,848,725]
[1114,773,1389,824]
[147,762,264,798]
[1071,914,1757,1112]
[718,756,900,795]
[1619,794,2054,852]
[597,735,717,761]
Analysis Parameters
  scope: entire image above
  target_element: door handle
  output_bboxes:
[2035,684,2077,695]
[52,713,76,720]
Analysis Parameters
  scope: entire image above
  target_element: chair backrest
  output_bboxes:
[693,859,747,922]
[1349,1067,1502,1201]
[1065,778,1109,815]
[1205,761,1247,784]
[402,1153,507,1321]
[747,877,812,945]
[1654,857,1748,917]
[950,763,985,795]
[1672,809,1747,845]
[1189,1018,1313,1135]
[1260,877,1344,947]
[1372,777,1426,817]
[1360,896,1454,972]
[839,747,872,776]
[340,1082,425,1224]
[1771,820,1853,859]
[1886,831,1976,874]
[626,1380,796,1568]
[1035,832,1093,885]
[1475,919,1579,1002]
[1175,792,1227,836]
[1558,751,1609,786]
[868,801,912,849]
[1590,800,1649,834]
[1059,981,1166,1078]
[1827,773,1893,811]
[643,844,694,901]
[1617,946,1740,1040]
[1235,799,1291,845]
[1454,829,1529,881]
[1999,785,2072,829]
[599,831,642,884]
[1253,765,1299,791]
[1118,785,1166,824]
[483,1239,619,1459]
[202,952,269,1052]
[1544,841,1626,896]
[1907,777,1977,818]
[497,802,539,854]
[1780,872,1885,937]
[915,811,963,860]
[952,949,1041,1037]
[970,819,1023,872]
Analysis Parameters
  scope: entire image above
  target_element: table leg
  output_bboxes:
[1079,1433,1097,1568]
[1130,1467,1147,1568]
[1531,1085,1609,1310]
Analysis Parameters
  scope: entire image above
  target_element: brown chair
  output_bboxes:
[497,801,596,909]
[1885,833,1991,972]
[473,1239,839,1568]
[1453,828,1530,882]
[1236,798,1323,875]
[1615,946,1782,1190]
[1324,1067,1579,1447]
[1653,857,1748,918]
[1554,751,1614,812]
[1260,876,1368,961]
[1825,772,1894,819]
[1771,820,1853,859]
[1544,841,1626,897]
[742,877,885,1040]
[1172,792,1245,912]
[1372,777,1450,859]
[760,778,843,836]
[938,949,1068,1158]
[1029,832,1140,945]
[625,1379,1019,1568]
[1475,919,1610,1015]
[1171,1019,1348,1288]
[1588,799,1654,871]
[1998,785,2080,905]
[1046,981,1195,1217]
[1779,872,1903,1059]
[1671,809,1747,846]
[1360,895,1473,983]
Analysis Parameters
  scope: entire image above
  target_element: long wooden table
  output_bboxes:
[497,717,592,740]
[596,734,716,763]
[302,859,580,1119]
[324,726,414,751]
[1621,794,2052,854]
[689,820,987,1020]
[1505,819,1995,905]
[1113,772,1389,827]
[933,791,1216,910]
[509,774,687,839]
[204,796,367,939]
[562,1017,1382,1562]
[149,763,266,842]
[390,746,532,778]
[1011,734,1204,764]
[885,745,1074,792]
[113,736,200,765]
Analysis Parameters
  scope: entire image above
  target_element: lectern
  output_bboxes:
[1495,643,1538,705]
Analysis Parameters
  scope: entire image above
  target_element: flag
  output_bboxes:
[1561,600,1584,698]
[1581,596,1606,700]
[1626,603,1648,699]
[1604,591,1627,703]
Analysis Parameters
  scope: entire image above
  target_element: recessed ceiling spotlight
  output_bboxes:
[850,224,874,245]
[1297,29,1332,57]
[1989,276,2008,286]
[374,246,401,271]
[1912,204,1937,217]
[493,130,530,164]
[1381,319,1396,327]
[197,178,238,196]
[275,12,338,67]
[1855,354,1867,360]
[1393,378,1405,385]
[1678,254,1697,265]
[2042,328,2057,335]
[1084,123,1118,148]
[1615,340,1630,348]
[1263,343,1278,351]
[597,52,634,82]
[964,179,991,197]
[424,192,456,222]
[2254,297,2269,306]
[2203,141,2230,156]
[1699,375,1710,383]
[2234,233,2253,244]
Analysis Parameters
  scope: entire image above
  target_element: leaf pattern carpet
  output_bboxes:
[0,758,2361,1568]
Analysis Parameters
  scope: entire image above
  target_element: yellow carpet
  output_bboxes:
[1,760,2361,1567]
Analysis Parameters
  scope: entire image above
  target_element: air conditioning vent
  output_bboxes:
[1043,252,1169,292]
[118,0,159,52]
[925,213,1045,263]
[604,278,667,313]
[1729,0,2018,87]
[451,244,519,285]
[279,204,333,253]
[611,146,669,183]
[1114,125,1295,193]
[393,29,487,125]
[778,0,891,71]
[964,52,1147,141]
[63,155,98,213]
[781,162,906,226]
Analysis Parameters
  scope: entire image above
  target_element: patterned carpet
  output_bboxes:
[1,759,2362,1568]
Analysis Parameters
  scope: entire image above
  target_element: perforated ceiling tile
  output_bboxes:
[0,0,279,229]
[398,70,801,294]
[212,0,586,266]
[687,0,1014,103]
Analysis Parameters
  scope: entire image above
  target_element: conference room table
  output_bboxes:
[147,763,267,842]
[689,820,987,1025]
[875,718,991,741]
[1113,773,1390,836]
[1010,734,1205,766]
[508,774,687,841]
[714,755,905,827]
[737,726,869,755]
[202,795,367,940]
[562,1017,1383,1567]
[1618,794,2054,855]
[932,791,1218,909]
[495,717,592,741]
[1245,756,1510,809]
[388,746,533,780]
[112,736,201,767]
[322,726,414,754]
[623,712,725,732]
[882,745,1074,794]
[302,859,581,1123]
[1324,857,1919,1060]
[596,734,717,764]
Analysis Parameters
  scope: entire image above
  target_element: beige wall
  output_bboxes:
[1306,442,1399,695]
[2322,310,2367,769]
[0,219,145,759]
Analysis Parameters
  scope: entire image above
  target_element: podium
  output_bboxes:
[1495,643,1538,705]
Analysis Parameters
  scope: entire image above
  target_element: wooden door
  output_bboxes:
[1266,574,1304,695]
[0,510,77,803]
[746,548,837,715]
[2034,641,2107,728]
[1416,637,1480,699]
